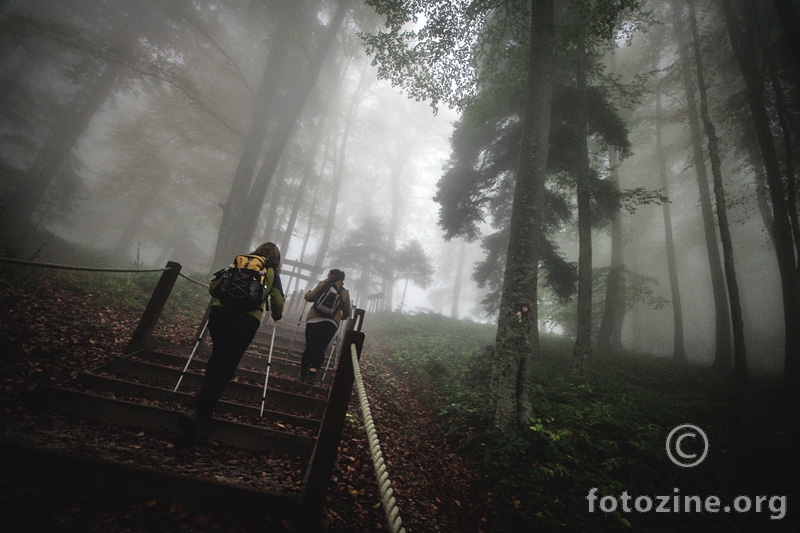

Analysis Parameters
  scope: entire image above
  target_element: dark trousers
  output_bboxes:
[192,306,259,419]
[301,321,338,371]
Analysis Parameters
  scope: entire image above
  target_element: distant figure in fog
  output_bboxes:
[179,242,284,446]
[299,268,351,383]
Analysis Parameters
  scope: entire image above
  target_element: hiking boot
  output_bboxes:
[179,409,201,447]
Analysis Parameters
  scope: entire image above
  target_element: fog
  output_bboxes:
[1,0,793,375]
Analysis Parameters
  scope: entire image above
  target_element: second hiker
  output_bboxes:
[299,268,351,383]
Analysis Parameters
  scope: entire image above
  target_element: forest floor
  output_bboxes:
[0,279,485,532]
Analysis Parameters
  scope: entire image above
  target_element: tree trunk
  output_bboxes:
[655,89,687,363]
[217,0,351,265]
[281,116,327,256]
[399,277,410,314]
[261,155,289,244]
[687,0,749,386]
[572,42,593,375]
[750,151,778,251]
[310,61,370,287]
[212,4,294,268]
[13,61,122,228]
[452,240,466,319]
[772,0,800,75]
[597,48,625,357]
[765,50,800,270]
[596,145,625,357]
[672,0,733,371]
[491,0,554,431]
[722,0,800,399]
[384,157,408,312]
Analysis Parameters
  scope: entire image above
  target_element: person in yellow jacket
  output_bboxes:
[180,242,284,446]
[299,269,351,383]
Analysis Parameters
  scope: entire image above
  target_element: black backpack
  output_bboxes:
[312,283,342,317]
[210,255,268,312]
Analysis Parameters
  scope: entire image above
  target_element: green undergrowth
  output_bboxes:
[367,312,798,532]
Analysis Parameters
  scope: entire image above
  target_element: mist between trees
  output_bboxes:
[2,0,799,428]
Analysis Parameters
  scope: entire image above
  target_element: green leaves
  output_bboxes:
[360,0,494,111]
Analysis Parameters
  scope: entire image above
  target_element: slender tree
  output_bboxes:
[686,0,749,386]
[655,88,687,362]
[721,0,800,397]
[671,0,733,371]
[212,2,295,267]
[451,240,467,319]
[395,240,434,313]
[571,40,594,374]
[215,0,352,267]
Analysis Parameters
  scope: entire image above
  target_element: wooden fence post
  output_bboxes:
[125,261,181,354]
[297,319,365,531]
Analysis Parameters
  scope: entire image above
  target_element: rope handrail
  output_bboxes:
[177,272,209,288]
[351,342,406,533]
[0,256,170,274]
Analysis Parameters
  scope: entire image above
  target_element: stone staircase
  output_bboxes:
[0,303,364,531]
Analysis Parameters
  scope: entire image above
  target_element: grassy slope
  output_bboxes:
[367,312,799,532]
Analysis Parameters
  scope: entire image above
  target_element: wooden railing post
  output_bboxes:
[125,261,181,354]
[297,316,365,531]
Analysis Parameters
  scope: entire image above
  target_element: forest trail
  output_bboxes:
[0,279,484,532]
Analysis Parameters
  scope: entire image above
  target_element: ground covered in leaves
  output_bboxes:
[0,276,485,532]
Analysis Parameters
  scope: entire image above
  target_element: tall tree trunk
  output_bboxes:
[452,240,466,319]
[211,4,294,268]
[687,0,749,386]
[261,155,289,243]
[12,61,122,229]
[281,116,327,256]
[655,89,687,363]
[398,277,410,313]
[216,0,351,266]
[310,61,370,287]
[596,145,625,357]
[672,0,733,371]
[722,0,800,399]
[290,174,323,295]
[749,149,778,251]
[572,42,593,375]
[491,0,554,431]
[597,48,625,357]
[765,50,800,270]
[772,0,800,75]
[383,154,409,312]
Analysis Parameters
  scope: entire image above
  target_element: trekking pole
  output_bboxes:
[287,299,308,357]
[260,297,277,417]
[320,324,343,383]
[174,304,212,393]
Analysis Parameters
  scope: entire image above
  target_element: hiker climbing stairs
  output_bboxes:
[0,260,370,530]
